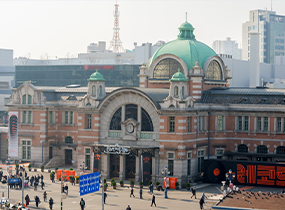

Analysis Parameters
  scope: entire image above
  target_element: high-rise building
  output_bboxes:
[242,9,285,63]
[212,37,242,60]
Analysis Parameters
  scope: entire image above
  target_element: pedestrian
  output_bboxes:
[126,204,131,210]
[199,197,204,209]
[140,187,143,199]
[72,176,76,185]
[282,189,284,194]
[79,198,85,210]
[151,194,156,207]
[150,183,154,194]
[25,171,27,178]
[191,187,196,199]
[34,195,40,207]
[41,181,45,190]
[41,174,43,181]
[49,197,54,210]
[34,181,38,191]
[25,194,30,206]
[104,192,107,204]
[64,184,68,195]
[130,187,135,197]
[43,191,47,202]
[51,173,55,183]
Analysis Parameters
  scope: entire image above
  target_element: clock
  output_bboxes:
[126,123,134,133]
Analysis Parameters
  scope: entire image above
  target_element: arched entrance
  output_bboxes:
[64,136,73,165]
[110,154,120,178]
[125,155,136,179]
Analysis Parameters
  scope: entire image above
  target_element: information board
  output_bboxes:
[79,172,100,196]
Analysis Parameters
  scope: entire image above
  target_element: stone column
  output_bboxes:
[119,155,126,180]
[138,105,142,131]
[135,155,140,182]
[101,153,110,178]
[151,156,156,182]
[122,105,126,134]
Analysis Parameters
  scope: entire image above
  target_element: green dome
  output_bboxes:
[148,21,216,70]
[170,69,188,82]
[88,70,105,81]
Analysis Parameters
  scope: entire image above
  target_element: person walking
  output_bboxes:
[49,197,54,210]
[64,184,68,195]
[126,204,131,210]
[104,192,107,204]
[79,198,85,210]
[43,191,47,202]
[34,195,40,208]
[151,194,156,207]
[191,187,196,199]
[41,180,45,190]
[150,183,154,194]
[199,197,204,209]
[140,187,143,199]
[24,194,30,206]
[34,181,38,191]
[130,187,135,198]
[50,173,55,183]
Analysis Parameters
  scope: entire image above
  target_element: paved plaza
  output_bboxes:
[0,170,219,210]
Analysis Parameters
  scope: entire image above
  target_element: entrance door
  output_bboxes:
[110,154,120,178]
[65,149,72,165]
[49,147,53,159]
[126,155,136,179]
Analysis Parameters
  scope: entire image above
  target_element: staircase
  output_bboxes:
[45,156,61,168]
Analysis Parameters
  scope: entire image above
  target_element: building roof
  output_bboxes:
[169,68,188,82]
[148,21,216,69]
[201,87,285,104]
[88,70,106,81]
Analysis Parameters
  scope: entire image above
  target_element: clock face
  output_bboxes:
[126,123,134,133]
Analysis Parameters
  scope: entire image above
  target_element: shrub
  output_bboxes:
[16,164,19,169]
[104,179,106,183]
[156,182,160,186]
[48,167,50,169]
[130,180,135,185]
[28,164,32,169]
[139,181,143,185]
[186,183,191,187]
[70,168,73,171]
[41,165,44,170]
[34,166,36,168]
[110,178,115,183]
[62,168,65,170]
[55,167,58,171]
[148,180,152,185]
[104,183,108,188]
[175,182,179,187]
[119,180,124,185]
[112,181,116,187]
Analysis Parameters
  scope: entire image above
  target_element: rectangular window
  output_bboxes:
[6,139,8,154]
[217,116,223,131]
[257,117,262,131]
[169,116,175,133]
[187,153,191,176]
[28,111,32,123]
[64,111,68,124]
[70,111,73,124]
[244,116,249,131]
[237,116,242,131]
[22,140,31,160]
[22,95,26,105]
[27,95,32,104]
[49,111,53,124]
[85,148,91,170]
[281,39,284,43]
[264,117,268,132]
[277,117,281,132]
[216,149,224,159]
[168,153,174,176]
[198,150,204,173]
[187,117,191,132]
[199,116,205,132]
[22,111,26,123]
[86,114,92,129]
[276,38,280,43]
[22,146,26,159]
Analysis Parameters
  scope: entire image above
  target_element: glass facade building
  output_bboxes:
[15,64,140,87]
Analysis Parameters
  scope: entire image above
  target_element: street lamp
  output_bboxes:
[161,166,170,199]
[5,156,13,199]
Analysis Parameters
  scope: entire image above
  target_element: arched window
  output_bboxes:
[237,144,248,153]
[27,94,32,104]
[109,107,122,130]
[86,103,91,106]
[276,146,285,154]
[181,86,184,97]
[92,86,96,95]
[240,98,250,104]
[65,136,73,144]
[141,107,153,131]
[174,86,178,97]
[259,98,269,104]
[169,105,175,108]
[125,104,138,121]
[99,86,102,96]
[205,60,222,80]
[257,145,268,154]
[153,58,183,79]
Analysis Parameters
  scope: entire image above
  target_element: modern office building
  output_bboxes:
[15,64,140,88]
[242,9,285,63]
[6,20,285,188]
[212,37,242,60]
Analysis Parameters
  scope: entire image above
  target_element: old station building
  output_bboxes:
[5,21,285,186]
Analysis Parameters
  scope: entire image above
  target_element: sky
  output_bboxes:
[1,0,285,59]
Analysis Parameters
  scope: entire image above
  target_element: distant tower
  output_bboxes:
[108,0,125,53]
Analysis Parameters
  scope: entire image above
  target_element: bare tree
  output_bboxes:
[40,53,52,65]
[18,53,30,65]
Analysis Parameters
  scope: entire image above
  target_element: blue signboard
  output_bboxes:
[8,178,20,184]
[79,172,100,196]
